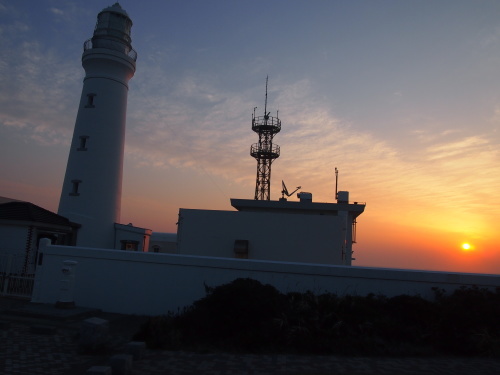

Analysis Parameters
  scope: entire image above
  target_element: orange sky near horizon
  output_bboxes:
[115,153,500,275]
[355,218,498,273]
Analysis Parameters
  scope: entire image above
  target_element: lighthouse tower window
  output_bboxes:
[70,180,81,196]
[78,136,89,151]
[85,93,96,108]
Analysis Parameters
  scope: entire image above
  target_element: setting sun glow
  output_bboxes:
[461,243,473,251]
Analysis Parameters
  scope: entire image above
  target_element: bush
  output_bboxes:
[433,286,500,356]
[179,278,286,351]
[134,279,500,357]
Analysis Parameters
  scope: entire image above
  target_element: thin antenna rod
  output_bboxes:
[264,75,268,117]
[335,167,339,200]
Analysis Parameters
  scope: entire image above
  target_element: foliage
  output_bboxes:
[133,279,500,357]
[432,286,500,356]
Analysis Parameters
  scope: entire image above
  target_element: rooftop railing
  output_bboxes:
[252,115,281,133]
[250,143,280,159]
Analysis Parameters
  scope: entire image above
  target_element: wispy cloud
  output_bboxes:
[425,136,489,161]
[49,7,64,16]
[0,26,81,144]
[123,66,500,232]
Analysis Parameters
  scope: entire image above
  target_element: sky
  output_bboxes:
[1,0,499,274]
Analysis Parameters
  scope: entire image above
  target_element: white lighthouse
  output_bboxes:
[58,3,139,249]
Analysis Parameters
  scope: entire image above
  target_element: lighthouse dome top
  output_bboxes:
[100,3,129,18]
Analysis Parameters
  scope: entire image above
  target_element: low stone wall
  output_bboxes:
[32,241,500,316]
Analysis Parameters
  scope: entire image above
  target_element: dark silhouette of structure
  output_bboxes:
[250,77,281,200]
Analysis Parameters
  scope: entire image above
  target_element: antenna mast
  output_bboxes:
[250,77,281,200]
[264,76,268,118]
[335,167,339,200]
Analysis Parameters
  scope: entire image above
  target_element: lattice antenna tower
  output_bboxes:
[250,77,281,200]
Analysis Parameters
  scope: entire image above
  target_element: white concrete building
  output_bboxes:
[0,197,78,274]
[176,192,365,265]
[58,3,150,250]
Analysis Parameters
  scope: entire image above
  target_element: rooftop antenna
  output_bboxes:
[264,76,268,119]
[335,167,339,200]
[281,180,301,199]
[250,76,281,200]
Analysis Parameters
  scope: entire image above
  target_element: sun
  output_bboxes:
[461,243,473,251]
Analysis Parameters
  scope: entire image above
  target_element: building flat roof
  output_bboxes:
[230,198,365,217]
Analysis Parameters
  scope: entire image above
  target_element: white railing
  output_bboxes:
[0,253,35,298]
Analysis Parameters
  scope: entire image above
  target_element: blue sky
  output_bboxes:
[1,0,500,273]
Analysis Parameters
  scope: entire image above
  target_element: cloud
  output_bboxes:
[126,74,256,183]
[49,8,64,16]
[479,25,500,49]
[0,28,81,145]
[123,68,500,229]
[125,78,342,185]
[425,136,489,161]
[491,104,500,125]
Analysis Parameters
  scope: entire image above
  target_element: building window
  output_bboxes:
[121,240,139,251]
[70,180,81,196]
[77,135,89,151]
[234,239,249,259]
[85,93,96,108]
[152,245,160,253]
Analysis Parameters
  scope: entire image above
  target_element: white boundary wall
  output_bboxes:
[32,242,500,316]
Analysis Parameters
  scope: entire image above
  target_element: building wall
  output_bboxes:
[148,232,177,253]
[0,224,29,253]
[0,222,74,274]
[0,224,31,274]
[177,209,344,264]
[32,241,500,316]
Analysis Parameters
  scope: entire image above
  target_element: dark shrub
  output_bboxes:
[174,278,286,351]
[382,295,436,342]
[433,286,500,356]
[134,280,500,357]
